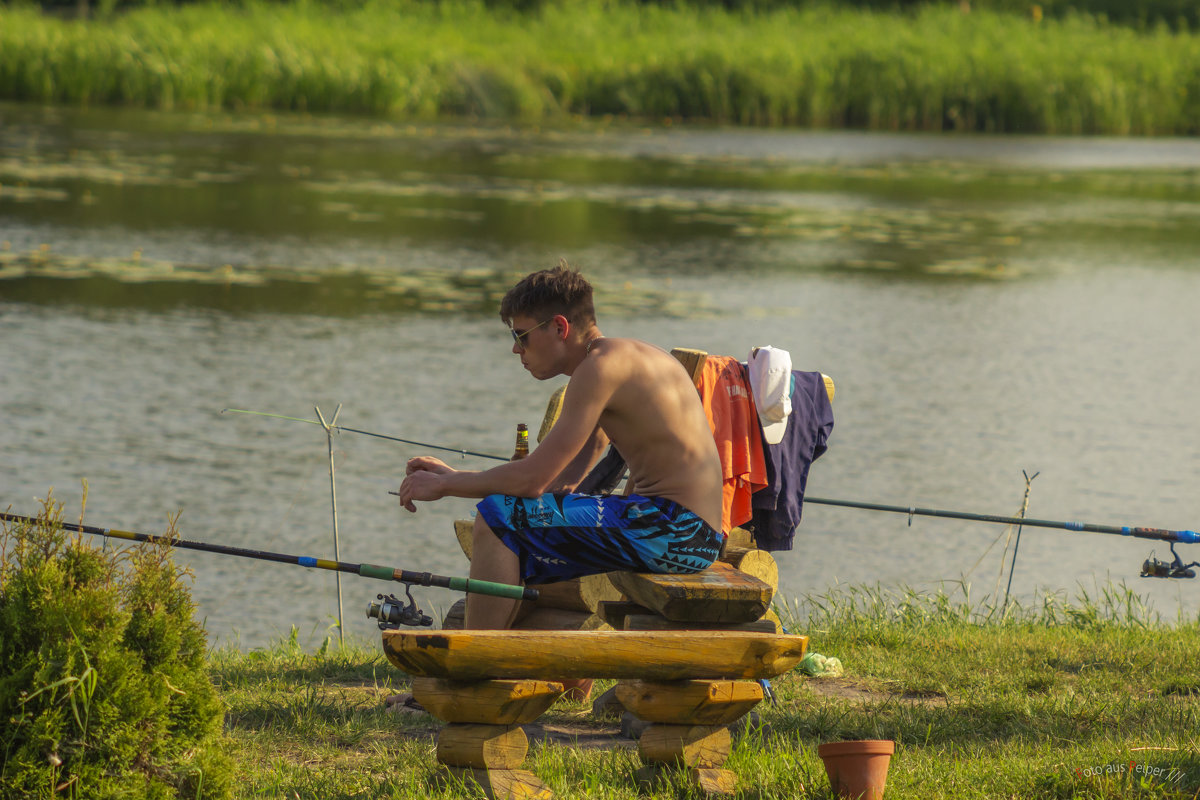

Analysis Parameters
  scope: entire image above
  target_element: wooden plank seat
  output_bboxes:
[608,560,773,625]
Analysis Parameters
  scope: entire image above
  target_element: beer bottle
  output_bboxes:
[511,423,529,460]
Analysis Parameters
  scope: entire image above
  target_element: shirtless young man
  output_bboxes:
[395,263,724,630]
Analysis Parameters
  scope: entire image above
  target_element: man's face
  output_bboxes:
[509,313,558,379]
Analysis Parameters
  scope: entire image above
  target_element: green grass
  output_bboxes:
[208,584,1200,799]
[1,1,1198,134]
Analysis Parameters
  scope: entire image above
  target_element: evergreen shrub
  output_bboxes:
[0,494,232,800]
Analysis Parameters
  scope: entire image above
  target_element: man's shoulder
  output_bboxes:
[585,338,678,376]
[596,337,670,359]
[587,340,699,400]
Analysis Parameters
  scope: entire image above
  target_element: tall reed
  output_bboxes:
[1,1,1197,133]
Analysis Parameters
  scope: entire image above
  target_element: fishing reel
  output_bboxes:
[365,585,433,629]
[1141,544,1199,580]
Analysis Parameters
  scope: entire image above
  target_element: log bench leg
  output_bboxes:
[615,679,764,797]
[634,724,737,795]
[634,764,738,797]
[413,677,563,800]
[436,762,552,800]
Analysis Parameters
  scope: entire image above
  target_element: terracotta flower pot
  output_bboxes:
[817,739,895,800]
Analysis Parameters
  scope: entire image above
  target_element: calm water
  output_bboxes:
[2,102,1199,649]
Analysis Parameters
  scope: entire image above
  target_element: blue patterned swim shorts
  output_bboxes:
[475,493,725,585]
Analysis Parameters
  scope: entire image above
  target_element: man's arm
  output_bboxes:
[397,359,614,510]
[545,426,609,493]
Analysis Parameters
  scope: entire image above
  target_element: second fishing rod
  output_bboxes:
[227,406,1200,575]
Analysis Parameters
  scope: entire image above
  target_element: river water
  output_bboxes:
[2,102,1199,649]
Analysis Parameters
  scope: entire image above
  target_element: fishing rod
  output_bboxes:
[220,413,1200,577]
[804,497,1200,579]
[220,408,508,462]
[0,513,539,628]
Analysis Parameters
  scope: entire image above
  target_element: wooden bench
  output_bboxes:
[382,629,809,798]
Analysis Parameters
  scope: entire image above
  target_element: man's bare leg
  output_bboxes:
[465,515,522,629]
[385,517,519,711]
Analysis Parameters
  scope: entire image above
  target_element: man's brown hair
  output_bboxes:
[500,259,596,327]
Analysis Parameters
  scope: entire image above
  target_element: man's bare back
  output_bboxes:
[575,337,723,531]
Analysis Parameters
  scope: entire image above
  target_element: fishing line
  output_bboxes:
[960,520,1014,581]
[220,408,508,462]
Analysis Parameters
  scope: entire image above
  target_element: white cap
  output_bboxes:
[748,346,793,445]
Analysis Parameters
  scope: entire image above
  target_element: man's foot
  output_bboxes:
[384,692,428,715]
[557,678,594,702]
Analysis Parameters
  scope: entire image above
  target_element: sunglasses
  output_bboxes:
[509,317,552,349]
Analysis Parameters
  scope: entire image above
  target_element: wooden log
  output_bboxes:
[527,574,625,614]
[591,685,625,720]
[412,677,564,725]
[443,534,625,615]
[695,767,738,796]
[638,724,731,768]
[761,608,783,634]
[435,766,553,800]
[436,724,528,769]
[670,347,708,387]
[622,614,777,633]
[615,680,763,725]
[443,598,612,632]
[443,598,466,630]
[433,613,603,700]
[621,711,651,740]
[725,527,756,550]
[608,561,774,624]
[514,607,611,632]
[537,385,567,443]
[383,630,809,681]
[454,518,475,560]
[635,765,737,797]
[718,546,778,593]
[595,600,652,629]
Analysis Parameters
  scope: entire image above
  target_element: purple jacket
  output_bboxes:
[750,370,834,551]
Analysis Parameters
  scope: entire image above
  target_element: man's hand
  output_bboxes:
[406,456,454,476]
[396,457,456,512]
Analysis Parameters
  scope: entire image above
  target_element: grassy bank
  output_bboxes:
[1,1,1198,134]
[210,584,1200,799]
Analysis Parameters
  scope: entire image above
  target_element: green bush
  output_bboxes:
[0,495,232,800]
